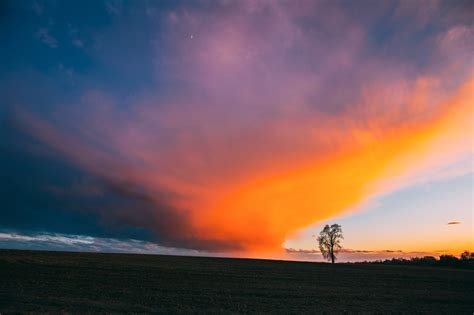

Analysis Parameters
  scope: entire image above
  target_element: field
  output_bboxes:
[1,250,473,314]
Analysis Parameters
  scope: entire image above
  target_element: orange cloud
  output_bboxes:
[188,79,473,254]
[15,77,473,254]
[12,2,473,255]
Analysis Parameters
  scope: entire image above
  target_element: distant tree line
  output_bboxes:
[358,251,474,269]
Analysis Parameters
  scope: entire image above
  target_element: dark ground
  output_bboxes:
[1,250,473,314]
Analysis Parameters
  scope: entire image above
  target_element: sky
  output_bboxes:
[0,0,473,262]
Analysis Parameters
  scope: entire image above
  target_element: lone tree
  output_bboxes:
[317,224,343,264]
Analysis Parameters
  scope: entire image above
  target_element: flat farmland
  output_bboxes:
[0,250,473,313]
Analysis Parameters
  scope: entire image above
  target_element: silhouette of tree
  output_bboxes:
[317,224,343,264]
[438,255,459,266]
[363,251,473,269]
[460,251,472,261]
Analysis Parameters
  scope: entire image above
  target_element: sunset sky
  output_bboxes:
[1,0,472,261]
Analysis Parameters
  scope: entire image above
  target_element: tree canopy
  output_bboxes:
[317,224,343,263]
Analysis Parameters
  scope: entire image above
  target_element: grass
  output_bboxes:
[1,249,473,313]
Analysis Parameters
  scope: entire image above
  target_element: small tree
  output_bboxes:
[317,224,343,264]
[460,251,472,261]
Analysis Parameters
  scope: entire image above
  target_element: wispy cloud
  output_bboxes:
[0,232,94,245]
[285,248,404,255]
[72,39,84,48]
[58,63,74,78]
[285,247,450,262]
[447,221,462,225]
[31,0,44,15]
[105,0,122,16]
[36,28,58,48]
[0,231,213,257]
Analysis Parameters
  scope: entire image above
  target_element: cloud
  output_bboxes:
[105,0,123,16]
[36,28,58,48]
[0,231,440,262]
[447,221,462,225]
[285,247,448,262]
[0,232,94,245]
[58,63,74,77]
[31,1,44,15]
[72,39,84,47]
[285,248,403,255]
[9,1,474,254]
[0,231,213,256]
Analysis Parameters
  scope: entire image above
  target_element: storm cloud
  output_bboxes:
[1,0,472,254]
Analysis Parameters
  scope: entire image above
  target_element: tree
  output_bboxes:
[460,251,472,261]
[317,224,343,264]
[439,254,459,266]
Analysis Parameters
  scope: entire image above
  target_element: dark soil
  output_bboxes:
[1,249,473,314]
